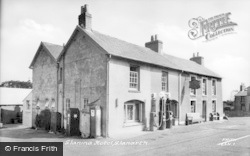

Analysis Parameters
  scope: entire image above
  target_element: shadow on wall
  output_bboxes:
[1,106,22,124]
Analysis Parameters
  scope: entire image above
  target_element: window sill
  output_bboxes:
[190,94,196,97]
[128,90,141,93]
[123,122,143,127]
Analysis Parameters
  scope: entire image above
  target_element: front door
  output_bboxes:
[202,101,207,121]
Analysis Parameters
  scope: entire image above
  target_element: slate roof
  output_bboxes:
[78,26,221,78]
[235,87,249,96]
[42,42,63,60]
[29,42,63,68]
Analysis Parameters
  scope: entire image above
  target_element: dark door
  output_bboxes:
[202,101,207,121]
[69,108,80,136]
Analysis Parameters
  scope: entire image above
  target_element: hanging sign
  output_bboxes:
[189,78,200,89]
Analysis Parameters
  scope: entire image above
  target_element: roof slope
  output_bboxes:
[0,88,32,105]
[29,42,63,68]
[42,42,63,59]
[78,26,220,78]
[235,91,247,96]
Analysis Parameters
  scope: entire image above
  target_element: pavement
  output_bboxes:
[0,117,250,156]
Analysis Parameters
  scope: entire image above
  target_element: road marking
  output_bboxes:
[217,135,250,146]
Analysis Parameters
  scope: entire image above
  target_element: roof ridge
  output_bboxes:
[80,27,221,78]
[42,41,63,47]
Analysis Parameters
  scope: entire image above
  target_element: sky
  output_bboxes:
[1,0,250,100]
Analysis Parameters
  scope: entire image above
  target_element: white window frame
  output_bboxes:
[202,78,208,96]
[211,79,217,96]
[162,71,169,92]
[124,102,142,124]
[129,66,140,91]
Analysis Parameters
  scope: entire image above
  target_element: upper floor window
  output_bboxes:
[162,72,168,91]
[129,66,139,90]
[190,76,196,95]
[202,79,207,95]
[212,80,216,95]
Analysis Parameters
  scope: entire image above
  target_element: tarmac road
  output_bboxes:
[1,117,250,156]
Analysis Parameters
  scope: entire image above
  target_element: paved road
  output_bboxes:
[1,117,250,156]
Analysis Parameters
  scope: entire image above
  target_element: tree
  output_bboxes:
[0,80,32,89]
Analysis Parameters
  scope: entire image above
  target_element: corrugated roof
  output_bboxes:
[0,88,32,105]
[79,26,220,78]
[42,42,63,60]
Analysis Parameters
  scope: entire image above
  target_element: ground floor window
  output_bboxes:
[241,104,246,111]
[124,100,143,123]
[191,101,196,113]
[212,100,216,113]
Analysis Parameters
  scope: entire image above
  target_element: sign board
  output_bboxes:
[189,79,200,89]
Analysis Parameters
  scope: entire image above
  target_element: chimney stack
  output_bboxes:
[190,52,204,66]
[145,34,163,54]
[240,83,246,91]
[78,4,92,30]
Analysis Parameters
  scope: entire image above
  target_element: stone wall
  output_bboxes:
[32,48,57,127]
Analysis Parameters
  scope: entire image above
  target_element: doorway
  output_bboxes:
[202,101,207,121]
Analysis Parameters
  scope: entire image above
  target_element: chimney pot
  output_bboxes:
[78,4,92,30]
[145,35,163,54]
[190,52,204,66]
[151,35,154,41]
[84,4,88,12]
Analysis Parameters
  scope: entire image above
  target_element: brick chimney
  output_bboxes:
[78,4,92,30]
[190,52,204,66]
[240,83,246,91]
[145,35,163,54]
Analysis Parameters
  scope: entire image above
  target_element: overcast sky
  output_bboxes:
[1,0,250,100]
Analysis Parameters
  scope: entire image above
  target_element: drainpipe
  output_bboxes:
[106,54,111,137]
[56,63,59,113]
[62,55,65,130]
[178,70,184,125]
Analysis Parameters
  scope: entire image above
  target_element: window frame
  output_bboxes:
[211,79,217,96]
[129,65,140,91]
[190,100,196,113]
[124,102,142,124]
[162,71,169,92]
[202,78,208,96]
